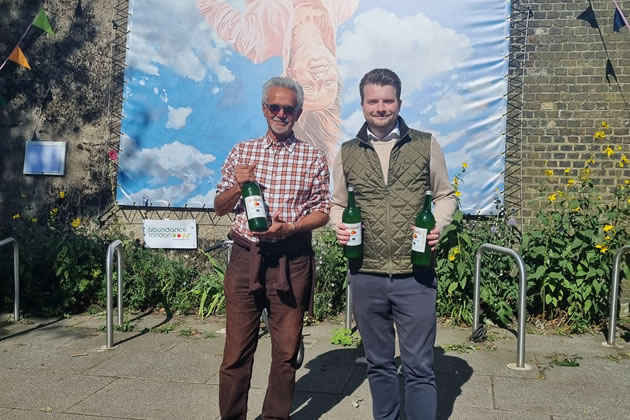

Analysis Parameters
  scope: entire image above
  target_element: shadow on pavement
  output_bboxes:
[260,344,472,419]
[435,347,473,420]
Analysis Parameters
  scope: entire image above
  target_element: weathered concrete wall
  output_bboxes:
[1,0,114,222]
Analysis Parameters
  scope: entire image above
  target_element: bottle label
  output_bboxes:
[244,195,265,220]
[345,222,362,246]
[412,227,428,253]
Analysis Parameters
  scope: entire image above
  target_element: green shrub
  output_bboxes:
[312,227,347,320]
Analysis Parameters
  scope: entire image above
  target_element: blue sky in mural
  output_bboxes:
[118,0,509,214]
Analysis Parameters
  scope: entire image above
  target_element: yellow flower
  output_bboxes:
[596,244,608,253]
[544,169,554,177]
[621,162,626,168]
[622,155,629,164]
[453,177,459,187]
[71,217,81,228]
[50,208,58,215]
[448,254,455,262]
[462,162,468,169]
[585,157,595,165]
[20,194,26,198]
[627,198,630,204]
[625,180,629,185]
[618,146,623,151]
[12,213,20,219]
[564,168,571,174]
[30,217,37,223]
[594,131,606,139]
[602,121,610,129]
[572,207,580,212]
[455,191,462,197]
[567,179,575,186]
[556,190,563,197]
[548,193,557,202]
[453,247,460,255]
[598,195,603,200]
[603,224,615,232]
[604,146,615,158]
[59,191,65,199]
[605,236,612,241]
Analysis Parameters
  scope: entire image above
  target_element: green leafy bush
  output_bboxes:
[312,227,347,320]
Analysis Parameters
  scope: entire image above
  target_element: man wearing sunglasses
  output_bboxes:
[214,76,331,420]
[331,68,456,420]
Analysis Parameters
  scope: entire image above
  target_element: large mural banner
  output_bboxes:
[117,0,510,215]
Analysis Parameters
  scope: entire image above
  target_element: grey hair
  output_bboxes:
[262,76,304,109]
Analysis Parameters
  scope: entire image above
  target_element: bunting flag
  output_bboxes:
[0,8,53,72]
[577,5,599,28]
[8,47,31,70]
[606,58,617,84]
[32,8,54,36]
[613,1,629,32]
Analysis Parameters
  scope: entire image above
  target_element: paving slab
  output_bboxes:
[0,343,115,374]
[0,409,117,419]
[493,376,630,418]
[67,378,220,420]
[0,368,115,412]
[443,407,551,420]
[84,346,219,383]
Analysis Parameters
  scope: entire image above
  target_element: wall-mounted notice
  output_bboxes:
[143,219,197,249]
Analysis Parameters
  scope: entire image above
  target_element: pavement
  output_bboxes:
[1,311,629,420]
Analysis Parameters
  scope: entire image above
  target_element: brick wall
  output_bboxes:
[522,0,630,219]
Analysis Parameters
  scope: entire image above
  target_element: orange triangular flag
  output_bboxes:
[8,47,31,70]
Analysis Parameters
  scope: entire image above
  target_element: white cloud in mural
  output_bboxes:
[430,91,466,124]
[186,189,217,207]
[120,184,200,207]
[341,109,366,139]
[125,0,235,83]
[338,9,473,103]
[119,134,216,186]
[166,106,193,129]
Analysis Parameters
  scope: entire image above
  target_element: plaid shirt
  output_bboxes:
[216,134,331,242]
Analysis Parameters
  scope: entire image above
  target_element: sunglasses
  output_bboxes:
[264,103,297,116]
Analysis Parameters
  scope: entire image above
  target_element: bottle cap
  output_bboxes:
[348,184,355,192]
[425,190,432,195]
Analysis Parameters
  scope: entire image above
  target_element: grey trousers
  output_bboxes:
[351,271,437,420]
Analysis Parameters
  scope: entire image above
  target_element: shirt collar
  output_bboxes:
[367,122,400,142]
[263,133,298,152]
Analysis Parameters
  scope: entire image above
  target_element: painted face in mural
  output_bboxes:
[262,86,302,141]
[361,84,401,137]
[287,43,338,112]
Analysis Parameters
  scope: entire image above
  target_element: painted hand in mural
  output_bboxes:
[197,0,361,164]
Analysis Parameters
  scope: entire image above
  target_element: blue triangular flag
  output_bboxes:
[613,6,627,32]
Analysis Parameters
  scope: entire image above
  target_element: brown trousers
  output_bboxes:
[219,232,313,420]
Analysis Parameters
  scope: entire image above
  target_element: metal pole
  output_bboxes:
[345,269,352,329]
[106,240,122,349]
[473,251,482,331]
[0,238,20,322]
[117,247,123,326]
[606,246,630,346]
[472,243,528,369]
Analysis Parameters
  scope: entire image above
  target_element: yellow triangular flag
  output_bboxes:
[8,47,31,70]
[32,9,54,36]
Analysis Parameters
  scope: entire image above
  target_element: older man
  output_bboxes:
[214,76,331,420]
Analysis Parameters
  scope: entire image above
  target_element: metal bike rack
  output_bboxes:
[105,240,124,349]
[473,243,530,370]
[0,237,20,321]
[604,245,630,347]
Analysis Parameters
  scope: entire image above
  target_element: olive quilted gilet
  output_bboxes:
[341,119,432,274]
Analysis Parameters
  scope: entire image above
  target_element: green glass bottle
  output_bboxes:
[411,190,435,266]
[342,185,362,259]
[242,181,268,232]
